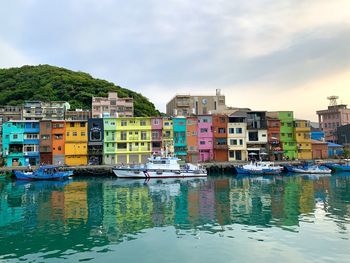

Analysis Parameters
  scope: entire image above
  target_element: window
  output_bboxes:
[218,128,225,134]
[66,132,70,136]
[229,151,235,158]
[58,146,62,151]
[141,131,147,140]
[200,141,205,145]
[121,120,127,126]
[187,131,190,136]
[192,131,197,136]
[203,118,208,123]
[200,128,208,133]
[80,122,86,127]
[13,134,18,139]
[81,132,86,137]
[152,131,159,140]
[110,122,115,126]
[140,120,146,126]
[117,143,127,149]
[53,123,64,128]
[73,132,77,136]
[41,135,50,140]
[121,131,127,140]
[239,139,243,145]
[153,119,160,125]
[70,122,74,127]
[164,122,170,126]
[54,134,63,140]
[248,131,258,141]
[229,128,235,134]
[236,128,242,134]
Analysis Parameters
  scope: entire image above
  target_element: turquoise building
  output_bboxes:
[2,121,40,166]
[173,117,187,160]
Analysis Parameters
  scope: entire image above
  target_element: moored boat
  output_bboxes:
[112,156,207,179]
[284,164,332,174]
[235,161,283,175]
[324,162,350,172]
[14,165,73,180]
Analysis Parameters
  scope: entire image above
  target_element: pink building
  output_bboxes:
[151,117,163,155]
[197,115,213,162]
[92,92,133,118]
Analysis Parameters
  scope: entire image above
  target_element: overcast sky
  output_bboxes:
[1,0,350,121]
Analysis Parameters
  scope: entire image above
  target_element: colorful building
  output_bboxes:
[2,121,25,166]
[173,117,187,160]
[197,115,213,162]
[294,120,312,160]
[64,120,88,165]
[103,118,117,165]
[186,116,199,163]
[311,140,328,159]
[151,117,163,155]
[52,120,65,165]
[212,114,228,161]
[39,120,52,164]
[266,113,283,161]
[162,117,174,156]
[23,121,40,166]
[228,111,247,161]
[114,117,152,164]
[278,111,297,160]
[88,118,104,165]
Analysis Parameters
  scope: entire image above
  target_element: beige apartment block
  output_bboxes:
[166,89,226,116]
[92,92,133,118]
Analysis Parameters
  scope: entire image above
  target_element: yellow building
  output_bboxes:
[115,117,152,164]
[65,120,88,165]
[294,120,312,160]
[162,117,174,156]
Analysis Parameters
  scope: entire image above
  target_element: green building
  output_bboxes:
[278,111,297,160]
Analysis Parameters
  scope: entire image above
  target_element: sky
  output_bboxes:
[1,0,350,121]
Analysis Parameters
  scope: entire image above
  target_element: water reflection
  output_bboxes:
[0,174,350,260]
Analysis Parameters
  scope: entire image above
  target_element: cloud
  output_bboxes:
[0,40,34,68]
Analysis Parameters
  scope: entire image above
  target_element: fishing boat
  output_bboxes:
[14,165,73,181]
[324,160,350,172]
[112,156,207,179]
[284,164,332,174]
[235,161,283,175]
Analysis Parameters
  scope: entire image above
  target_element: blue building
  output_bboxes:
[327,142,344,158]
[311,131,325,141]
[2,120,40,167]
[173,117,187,160]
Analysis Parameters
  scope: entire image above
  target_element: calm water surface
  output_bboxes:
[1,173,350,263]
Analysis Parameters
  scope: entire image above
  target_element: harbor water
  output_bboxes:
[1,173,350,262]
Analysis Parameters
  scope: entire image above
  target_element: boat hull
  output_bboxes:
[112,168,207,178]
[14,170,73,181]
[324,163,350,172]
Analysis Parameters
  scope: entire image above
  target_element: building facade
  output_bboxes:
[23,101,70,120]
[266,113,283,161]
[151,117,163,155]
[162,118,174,156]
[316,100,350,142]
[173,117,187,160]
[92,92,133,118]
[88,118,104,165]
[166,89,226,116]
[246,111,268,159]
[278,111,297,160]
[294,120,312,160]
[39,120,53,164]
[311,140,328,159]
[212,114,228,161]
[114,117,152,164]
[197,115,213,162]
[336,124,350,148]
[65,109,91,121]
[52,121,66,165]
[186,116,199,163]
[65,121,88,165]
[227,111,247,161]
[103,118,117,165]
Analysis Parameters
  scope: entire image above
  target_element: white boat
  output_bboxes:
[112,156,207,179]
[285,165,332,174]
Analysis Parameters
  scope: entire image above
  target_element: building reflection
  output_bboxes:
[0,174,349,258]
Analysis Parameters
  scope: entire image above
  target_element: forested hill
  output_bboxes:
[0,65,160,117]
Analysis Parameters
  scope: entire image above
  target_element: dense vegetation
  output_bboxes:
[0,65,160,117]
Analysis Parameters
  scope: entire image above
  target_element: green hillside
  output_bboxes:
[0,65,160,117]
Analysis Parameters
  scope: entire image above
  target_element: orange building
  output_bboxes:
[186,117,199,163]
[212,114,228,161]
[311,139,328,159]
[52,121,66,165]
